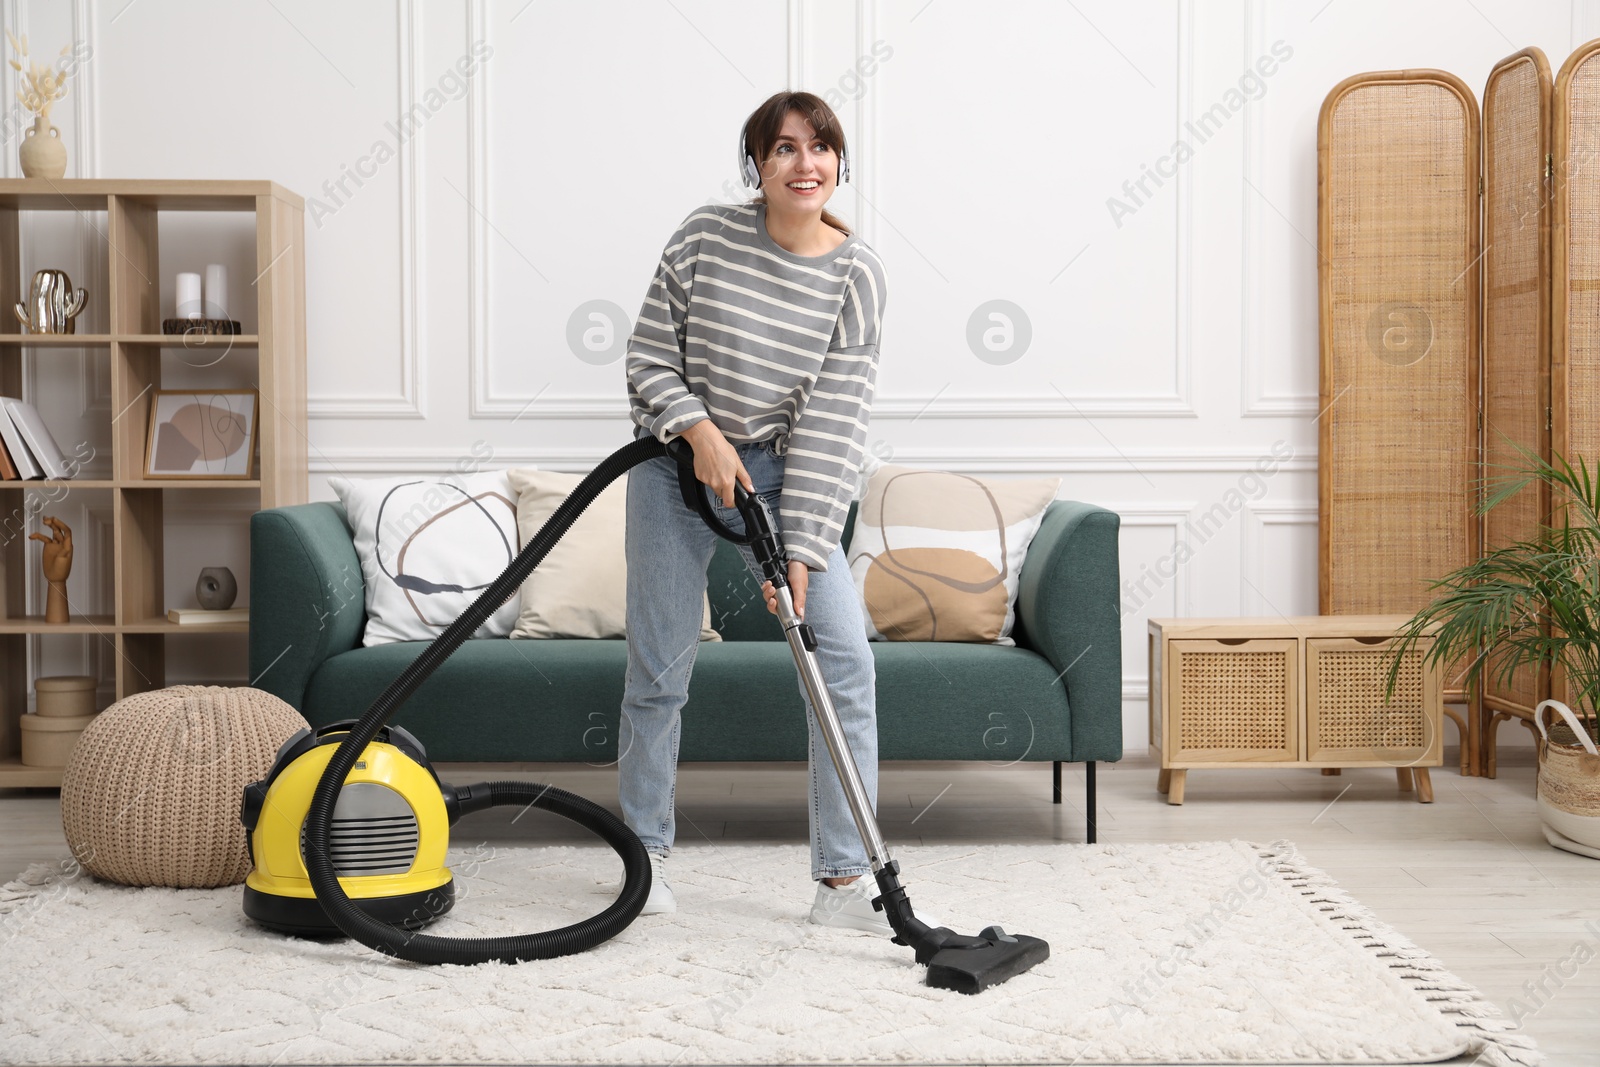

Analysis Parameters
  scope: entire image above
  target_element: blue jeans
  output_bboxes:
[619,437,879,882]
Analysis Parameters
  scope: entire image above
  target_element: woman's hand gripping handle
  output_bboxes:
[672,421,807,619]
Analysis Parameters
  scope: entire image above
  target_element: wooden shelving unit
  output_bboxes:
[0,179,307,788]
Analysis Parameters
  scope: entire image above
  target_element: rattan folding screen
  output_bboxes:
[1317,69,1481,772]
[1319,43,1600,776]
[1546,39,1600,768]
[1482,49,1552,776]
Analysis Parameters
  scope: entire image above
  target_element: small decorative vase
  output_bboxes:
[196,566,238,611]
[19,114,66,179]
[15,269,87,334]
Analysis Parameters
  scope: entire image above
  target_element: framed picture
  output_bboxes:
[144,390,259,479]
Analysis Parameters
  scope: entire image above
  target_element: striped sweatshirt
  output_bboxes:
[626,201,887,572]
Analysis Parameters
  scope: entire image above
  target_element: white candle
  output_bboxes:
[176,272,202,320]
[203,263,228,320]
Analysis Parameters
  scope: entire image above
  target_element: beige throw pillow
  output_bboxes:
[507,468,720,641]
[846,465,1061,645]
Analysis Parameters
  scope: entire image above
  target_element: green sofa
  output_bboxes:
[248,497,1123,841]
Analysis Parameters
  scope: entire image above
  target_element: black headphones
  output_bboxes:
[740,123,850,191]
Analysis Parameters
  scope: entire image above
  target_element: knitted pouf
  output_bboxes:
[60,685,309,889]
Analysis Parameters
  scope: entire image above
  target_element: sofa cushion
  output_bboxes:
[847,466,1060,646]
[505,468,719,642]
[328,471,522,646]
[300,638,1072,763]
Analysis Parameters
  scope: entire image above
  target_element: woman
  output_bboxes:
[619,91,938,935]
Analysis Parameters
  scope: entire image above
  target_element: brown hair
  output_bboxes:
[740,91,852,236]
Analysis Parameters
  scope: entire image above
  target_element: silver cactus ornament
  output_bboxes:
[15,269,86,334]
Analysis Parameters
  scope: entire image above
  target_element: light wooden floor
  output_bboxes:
[4,749,1597,1066]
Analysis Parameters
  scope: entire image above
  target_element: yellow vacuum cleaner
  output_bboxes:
[241,722,463,934]
[240,435,1049,993]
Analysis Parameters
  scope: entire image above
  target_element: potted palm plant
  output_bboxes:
[1385,438,1600,858]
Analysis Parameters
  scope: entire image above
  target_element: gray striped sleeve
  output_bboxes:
[625,214,710,442]
[780,247,886,571]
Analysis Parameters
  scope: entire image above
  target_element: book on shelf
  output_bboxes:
[0,397,70,480]
[166,607,249,625]
[0,398,41,479]
[0,426,17,480]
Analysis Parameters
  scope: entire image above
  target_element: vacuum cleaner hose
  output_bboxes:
[303,436,667,964]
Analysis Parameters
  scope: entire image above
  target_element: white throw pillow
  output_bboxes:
[846,465,1060,646]
[507,468,720,641]
[329,471,522,647]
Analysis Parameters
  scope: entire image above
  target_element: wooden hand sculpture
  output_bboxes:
[28,515,72,623]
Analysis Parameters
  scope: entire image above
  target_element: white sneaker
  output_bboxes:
[809,876,942,936]
[639,851,675,915]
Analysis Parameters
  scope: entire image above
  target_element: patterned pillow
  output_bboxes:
[506,468,720,641]
[329,471,522,647]
[846,465,1061,645]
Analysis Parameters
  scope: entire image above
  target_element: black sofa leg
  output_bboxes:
[1086,761,1097,844]
[1053,761,1098,843]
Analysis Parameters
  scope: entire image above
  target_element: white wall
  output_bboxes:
[11,0,1592,747]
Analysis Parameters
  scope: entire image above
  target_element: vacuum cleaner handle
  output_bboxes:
[663,435,791,590]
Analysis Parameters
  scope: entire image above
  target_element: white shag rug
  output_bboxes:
[0,839,1537,1066]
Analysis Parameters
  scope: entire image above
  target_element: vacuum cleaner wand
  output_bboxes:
[665,438,1050,994]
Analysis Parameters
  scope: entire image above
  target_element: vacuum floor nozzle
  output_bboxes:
[924,926,1051,995]
[871,862,1049,993]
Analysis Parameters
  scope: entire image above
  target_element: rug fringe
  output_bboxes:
[0,862,68,916]
[1253,840,1543,1067]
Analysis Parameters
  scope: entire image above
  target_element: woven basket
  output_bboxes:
[1533,699,1600,854]
[60,685,309,889]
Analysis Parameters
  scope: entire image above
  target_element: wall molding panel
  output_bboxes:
[1240,0,1318,419]
[1574,0,1600,50]
[1106,502,1197,620]
[1240,500,1316,615]
[469,0,1196,421]
[306,0,425,420]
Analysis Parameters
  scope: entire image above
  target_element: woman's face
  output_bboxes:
[759,110,837,210]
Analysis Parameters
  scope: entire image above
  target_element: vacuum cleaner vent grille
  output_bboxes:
[298,782,420,876]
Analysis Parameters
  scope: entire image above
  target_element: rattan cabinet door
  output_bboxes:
[1167,640,1298,764]
[1318,71,1481,704]
[1484,48,1553,722]
[1305,636,1443,765]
